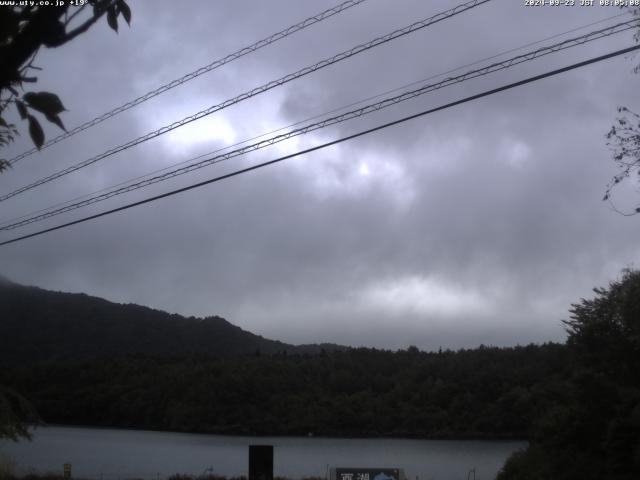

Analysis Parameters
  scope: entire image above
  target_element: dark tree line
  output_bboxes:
[1,343,568,439]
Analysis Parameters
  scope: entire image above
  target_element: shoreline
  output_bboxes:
[27,424,528,443]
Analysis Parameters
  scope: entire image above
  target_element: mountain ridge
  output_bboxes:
[0,278,346,363]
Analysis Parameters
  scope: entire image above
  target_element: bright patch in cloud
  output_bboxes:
[294,148,415,209]
[357,275,493,318]
[166,115,237,151]
[500,138,531,168]
[359,162,371,176]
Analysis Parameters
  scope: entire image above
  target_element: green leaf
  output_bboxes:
[23,91,66,116]
[0,117,7,128]
[107,6,118,32]
[117,0,131,25]
[16,101,27,120]
[91,0,111,17]
[45,113,66,132]
[27,115,45,150]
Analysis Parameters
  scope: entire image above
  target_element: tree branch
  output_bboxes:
[59,0,116,45]
[64,4,87,27]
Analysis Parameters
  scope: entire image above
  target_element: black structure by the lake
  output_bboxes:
[249,445,274,480]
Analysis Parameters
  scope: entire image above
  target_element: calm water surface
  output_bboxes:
[0,426,525,480]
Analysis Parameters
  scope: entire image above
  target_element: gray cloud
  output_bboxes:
[1,0,639,350]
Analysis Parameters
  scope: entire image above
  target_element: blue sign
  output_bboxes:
[336,468,401,480]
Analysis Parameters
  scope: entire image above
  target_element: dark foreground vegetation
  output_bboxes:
[1,343,566,438]
[0,473,318,480]
[1,270,639,478]
[496,269,640,480]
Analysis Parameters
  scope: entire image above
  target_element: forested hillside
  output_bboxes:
[2,271,639,478]
[0,275,569,439]
[1,344,567,439]
[0,278,340,362]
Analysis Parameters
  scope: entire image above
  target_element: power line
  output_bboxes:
[2,18,636,231]
[7,0,371,165]
[0,0,491,203]
[2,12,627,230]
[1,43,638,248]
[6,9,626,229]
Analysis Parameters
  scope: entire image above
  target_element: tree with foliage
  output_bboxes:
[605,107,640,215]
[604,7,640,215]
[498,269,640,480]
[564,269,640,380]
[0,386,39,441]
[0,0,131,172]
[0,0,131,442]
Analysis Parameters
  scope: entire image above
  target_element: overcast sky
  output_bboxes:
[1,0,639,350]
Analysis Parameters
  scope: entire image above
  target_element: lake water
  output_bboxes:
[0,426,525,480]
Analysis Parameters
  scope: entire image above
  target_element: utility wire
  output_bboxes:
[4,8,626,229]
[2,19,636,232]
[2,11,627,229]
[0,0,491,203]
[7,0,370,165]
[1,44,638,248]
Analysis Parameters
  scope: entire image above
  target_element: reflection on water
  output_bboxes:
[0,426,525,480]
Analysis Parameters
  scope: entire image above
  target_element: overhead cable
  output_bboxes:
[1,19,637,231]
[2,11,629,230]
[7,0,371,165]
[1,43,638,247]
[0,0,491,203]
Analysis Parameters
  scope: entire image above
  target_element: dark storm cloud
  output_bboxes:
[1,0,639,350]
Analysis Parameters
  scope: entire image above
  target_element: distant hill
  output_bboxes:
[0,277,345,363]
